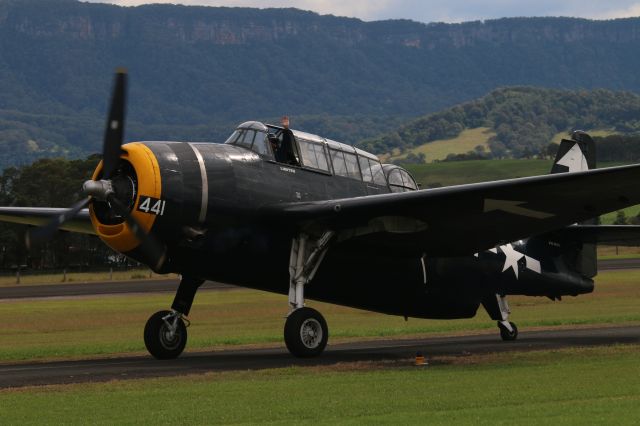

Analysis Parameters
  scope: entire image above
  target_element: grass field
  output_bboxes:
[0,269,639,423]
[551,129,614,144]
[0,269,639,362]
[404,158,553,188]
[385,127,612,165]
[386,127,494,163]
[0,345,638,424]
[600,204,640,225]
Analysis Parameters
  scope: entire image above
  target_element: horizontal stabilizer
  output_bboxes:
[551,225,640,246]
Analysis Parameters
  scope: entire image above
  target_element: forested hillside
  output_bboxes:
[4,1,640,168]
[0,156,110,269]
[361,88,640,158]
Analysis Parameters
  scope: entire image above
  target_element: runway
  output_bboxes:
[0,325,637,389]
[0,278,233,299]
[0,258,637,300]
[597,258,640,270]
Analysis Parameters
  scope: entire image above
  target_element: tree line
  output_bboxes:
[0,156,121,270]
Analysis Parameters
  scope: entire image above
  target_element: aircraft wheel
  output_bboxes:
[498,321,518,341]
[144,310,187,359]
[284,307,328,358]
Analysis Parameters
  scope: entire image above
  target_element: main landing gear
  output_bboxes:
[284,307,328,357]
[144,276,203,359]
[143,232,334,360]
[284,231,334,357]
[498,319,518,341]
[482,293,519,342]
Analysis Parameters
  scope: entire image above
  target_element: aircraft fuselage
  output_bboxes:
[90,140,593,321]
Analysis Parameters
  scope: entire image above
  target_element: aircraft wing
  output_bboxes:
[0,207,95,235]
[266,164,640,256]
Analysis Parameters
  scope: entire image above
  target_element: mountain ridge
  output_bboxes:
[3,1,640,168]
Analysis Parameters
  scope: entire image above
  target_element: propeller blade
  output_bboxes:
[26,198,91,249]
[26,71,165,271]
[108,195,166,271]
[101,69,127,180]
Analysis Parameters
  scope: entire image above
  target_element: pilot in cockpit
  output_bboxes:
[269,116,299,166]
[268,133,279,156]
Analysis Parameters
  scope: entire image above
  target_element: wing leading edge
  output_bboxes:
[0,207,94,235]
[263,163,640,256]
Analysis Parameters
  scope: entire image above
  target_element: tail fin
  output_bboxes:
[550,130,596,174]
[549,130,597,277]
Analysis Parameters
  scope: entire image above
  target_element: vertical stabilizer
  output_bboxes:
[550,131,596,174]
[550,130,597,277]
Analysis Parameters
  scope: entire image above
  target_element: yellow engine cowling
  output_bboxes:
[89,142,162,254]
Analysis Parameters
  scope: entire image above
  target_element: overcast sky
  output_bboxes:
[84,1,640,23]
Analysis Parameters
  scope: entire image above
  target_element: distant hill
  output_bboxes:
[362,87,640,159]
[5,2,640,168]
[381,127,494,163]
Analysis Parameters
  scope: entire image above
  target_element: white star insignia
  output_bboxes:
[476,244,542,279]
[500,243,524,278]
[556,143,588,172]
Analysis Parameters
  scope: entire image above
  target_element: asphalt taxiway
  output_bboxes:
[0,279,232,299]
[0,325,637,389]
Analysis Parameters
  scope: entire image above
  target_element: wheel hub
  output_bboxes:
[159,313,183,350]
[159,324,181,349]
[300,318,323,349]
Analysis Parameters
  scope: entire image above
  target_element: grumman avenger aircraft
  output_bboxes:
[2,71,640,360]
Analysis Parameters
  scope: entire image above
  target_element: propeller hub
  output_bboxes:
[83,179,114,201]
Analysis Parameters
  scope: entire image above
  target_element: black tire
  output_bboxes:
[284,307,328,358]
[144,310,188,359]
[498,321,518,341]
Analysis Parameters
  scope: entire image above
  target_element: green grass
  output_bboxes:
[405,158,554,188]
[600,205,640,224]
[598,250,640,260]
[0,269,639,362]
[387,127,494,163]
[1,345,638,424]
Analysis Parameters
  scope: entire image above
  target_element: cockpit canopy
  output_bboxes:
[382,164,419,192]
[224,121,272,157]
[224,121,418,191]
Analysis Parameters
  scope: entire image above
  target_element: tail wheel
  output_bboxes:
[284,307,328,358]
[144,310,188,359]
[498,321,518,341]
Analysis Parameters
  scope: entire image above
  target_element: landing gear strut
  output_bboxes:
[482,293,518,342]
[284,231,333,357]
[144,275,204,359]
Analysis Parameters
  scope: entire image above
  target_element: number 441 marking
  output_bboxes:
[137,196,166,216]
